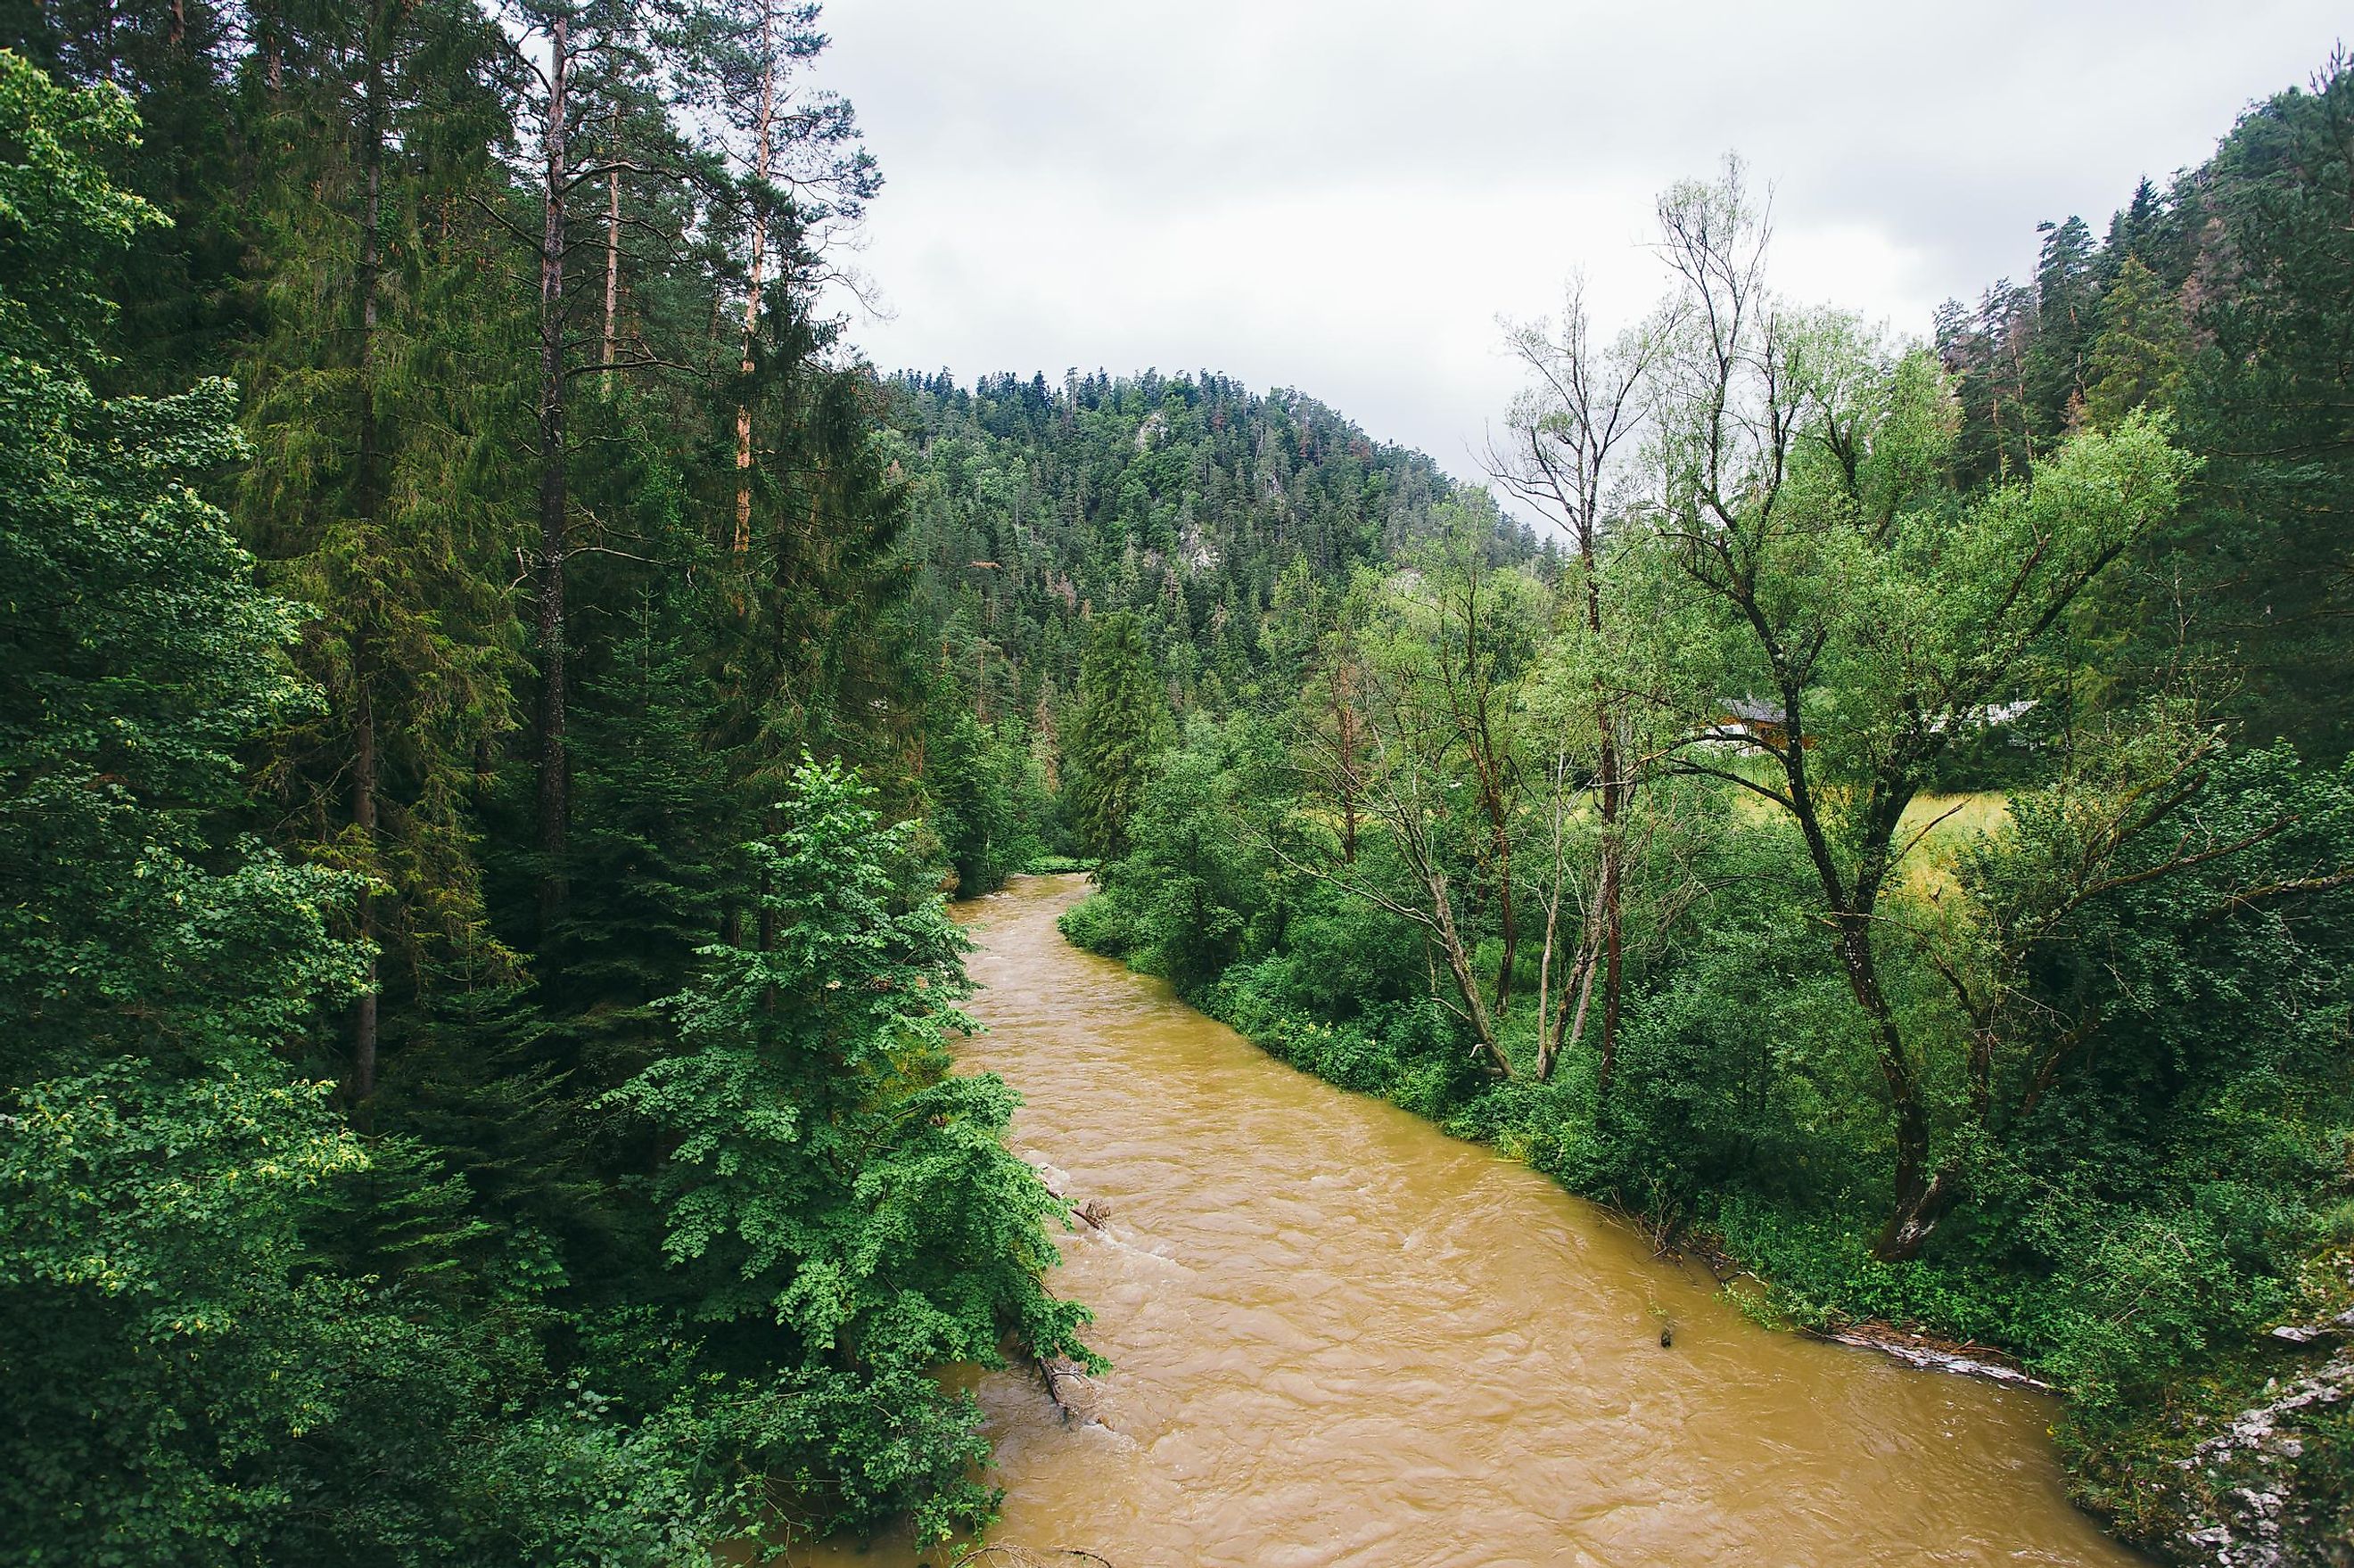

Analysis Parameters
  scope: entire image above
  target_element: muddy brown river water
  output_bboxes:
[800,873,2143,1567]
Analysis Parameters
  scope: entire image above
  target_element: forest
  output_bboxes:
[0,2,2348,1564]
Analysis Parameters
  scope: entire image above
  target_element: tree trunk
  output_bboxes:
[533,20,572,934]
[1582,525,1625,1091]
[1831,907,1955,1260]
[733,19,778,569]
[351,651,379,1103]
[1487,816,1517,1015]
[260,0,282,94]
[1594,777,1624,1093]
[350,21,385,1107]
[1769,689,1949,1260]
[601,167,620,393]
[1539,919,1601,1083]
[358,50,382,502]
[1329,663,1361,862]
[1428,868,1511,1077]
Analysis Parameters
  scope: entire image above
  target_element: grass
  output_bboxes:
[1896,791,2011,898]
[1717,768,2009,899]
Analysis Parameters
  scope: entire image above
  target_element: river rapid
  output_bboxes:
[802,872,2143,1567]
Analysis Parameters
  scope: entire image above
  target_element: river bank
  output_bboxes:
[802,872,2149,1566]
[1058,870,2351,1567]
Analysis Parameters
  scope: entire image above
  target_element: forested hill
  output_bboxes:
[7,0,2352,1560]
[889,369,1537,723]
[1936,63,2354,763]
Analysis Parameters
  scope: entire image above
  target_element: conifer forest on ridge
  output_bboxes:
[2,6,2350,1564]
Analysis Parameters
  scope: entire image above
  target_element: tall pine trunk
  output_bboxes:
[534,20,572,933]
[601,167,620,393]
[733,17,778,569]
[351,644,379,1100]
[350,15,385,1105]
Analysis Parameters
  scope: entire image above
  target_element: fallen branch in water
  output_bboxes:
[1034,1353,1075,1411]
[1637,1223,2048,1389]
[1805,1320,2053,1391]
[1033,1352,1103,1425]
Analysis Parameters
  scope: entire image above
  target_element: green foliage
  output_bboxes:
[0,51,159,365]
[1062,717,1296,988]
[608,757,1093,1542]
[1938,53,2354,764]
[552,577,731,1088]
[0,53,361,1088]
[2081,257,2189,430]
[926,699,1052,895]
[1,1066,366,1563]
[1063,612,1173,858]
[2176,54,2354,762]
[233,0,525,1004]
[0,39,1092,1564]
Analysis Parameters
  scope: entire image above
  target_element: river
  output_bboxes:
[802,872,2142,1567]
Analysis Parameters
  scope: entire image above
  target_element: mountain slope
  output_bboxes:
[885,368,1539,723]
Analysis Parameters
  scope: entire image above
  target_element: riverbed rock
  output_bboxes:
[2152,1345,2351,1566]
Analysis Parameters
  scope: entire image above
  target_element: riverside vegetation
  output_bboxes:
[0,6,2349,1564]
[1058,82,2354,1568]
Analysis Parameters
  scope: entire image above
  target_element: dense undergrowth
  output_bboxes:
[1059,717,2354,1562]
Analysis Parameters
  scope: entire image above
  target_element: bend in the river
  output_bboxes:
[801,873,2140,1568]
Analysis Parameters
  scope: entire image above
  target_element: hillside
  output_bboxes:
[1937,69,2354,763]
[889,370,1538,724]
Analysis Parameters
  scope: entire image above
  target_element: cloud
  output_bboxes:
[815,0,2344,483]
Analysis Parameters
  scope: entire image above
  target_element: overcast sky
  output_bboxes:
[812,2,2343,485]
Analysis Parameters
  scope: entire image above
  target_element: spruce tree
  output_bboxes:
[2082,256,2189,429]
[1064,610,1171,858]
[551,571,730,1089]
[605,757,1092,1545]
[235,0,523,1104]
[2025,215,2099,437]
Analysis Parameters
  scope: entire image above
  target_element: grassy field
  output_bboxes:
[1897,791,2011,897]
[1721,776,2010,899]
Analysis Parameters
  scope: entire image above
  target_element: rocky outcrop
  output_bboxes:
[2151,1299,2354,1567]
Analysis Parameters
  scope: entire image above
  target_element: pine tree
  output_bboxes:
[2083,255,2189,429]
[2025,215,2100,438]
[2177,50,2354,759]
[235,0,523,1104]
[1064,611,1172,858]
[605,757,1092,1545]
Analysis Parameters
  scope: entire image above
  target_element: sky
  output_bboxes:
[812,1,2345,486]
